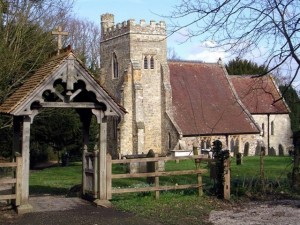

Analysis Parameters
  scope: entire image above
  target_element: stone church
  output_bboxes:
[99,13,293,157]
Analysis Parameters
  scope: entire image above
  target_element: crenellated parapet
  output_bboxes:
[101,13,166,41]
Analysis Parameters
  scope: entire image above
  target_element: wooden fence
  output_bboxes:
[0,155,22,205]
[106,155,212,200]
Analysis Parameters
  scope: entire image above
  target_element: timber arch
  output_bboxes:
[0,48,126,213]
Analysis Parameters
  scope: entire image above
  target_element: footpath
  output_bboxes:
[0,195,162,225]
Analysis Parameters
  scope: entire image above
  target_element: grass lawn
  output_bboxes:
[29,156,295,225]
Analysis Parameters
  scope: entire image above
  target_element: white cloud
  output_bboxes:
[186,41,231,63]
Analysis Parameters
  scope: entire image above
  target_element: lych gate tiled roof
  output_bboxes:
[229,75,289,114]
[168,61,260,136]
[0,51,70,114]
[0,48,126,115]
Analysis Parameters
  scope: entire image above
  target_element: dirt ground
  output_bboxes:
[209,199,300,225]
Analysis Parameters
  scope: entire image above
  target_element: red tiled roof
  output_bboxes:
[0,49,126,115]
[169,61,260,136]
[229,75,289,114]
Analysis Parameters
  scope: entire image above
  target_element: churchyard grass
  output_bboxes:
[30,162,82,195]
[29,156,294,225]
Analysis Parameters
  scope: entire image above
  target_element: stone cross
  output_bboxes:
[52,26,69,55]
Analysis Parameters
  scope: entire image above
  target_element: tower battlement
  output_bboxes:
[101,13,166,41]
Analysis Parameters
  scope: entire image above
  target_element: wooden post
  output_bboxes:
[193,145,200,169]
[93,113,111,207]
[15,154,22,206]
[93,148,98,198]
[17,116,33,214]
[106,153,112,200]
[197,174,203,196]
[82,146,88,195]
[155,153,159,199]
[223,158,230,200]
[99,118,107,200]
[260,147,265,192]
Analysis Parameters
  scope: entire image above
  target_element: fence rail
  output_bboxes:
[106,154,209,199]
[0,155,22,205]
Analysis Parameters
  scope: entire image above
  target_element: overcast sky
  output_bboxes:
[73,0,230,63]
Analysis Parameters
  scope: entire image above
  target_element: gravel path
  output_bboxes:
[209,200,300,225]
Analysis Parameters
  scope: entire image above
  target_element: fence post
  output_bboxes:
[15,154,22,206]
[197,173,203,196]
[223,158,230,200]
[106,153,112,200]
[93,148,98,198]
[154,153,160,199]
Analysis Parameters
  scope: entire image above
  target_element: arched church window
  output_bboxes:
[144,56,148,69]
[206,139,211,149]
[235,139,239,150]
[150,56,154,69]
[201,140,205,149]
[230,138,235,152]
[262,123,265,137]
[113,53,118,78]
[271,121,274,135]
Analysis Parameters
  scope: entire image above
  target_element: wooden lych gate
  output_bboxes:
[0,48,126,213]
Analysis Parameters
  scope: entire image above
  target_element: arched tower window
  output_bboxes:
[113,53,118,78]
[271,121,274,135]
[150,56,154,69]
[144,56,148,69]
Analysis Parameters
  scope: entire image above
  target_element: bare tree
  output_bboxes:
[167,0,300,88]
[65,18,101,76]
[167,47,181,60]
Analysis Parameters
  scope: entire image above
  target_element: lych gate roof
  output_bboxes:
[229,75,289,114]
[0,48,126,117]
[168,61,260,136]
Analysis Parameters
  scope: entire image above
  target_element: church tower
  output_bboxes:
[100,13,170,156]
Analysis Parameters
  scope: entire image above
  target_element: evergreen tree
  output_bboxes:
[226,58,269,75]
[279,85,300,132]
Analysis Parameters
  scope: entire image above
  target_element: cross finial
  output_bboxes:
[52,26,69,55]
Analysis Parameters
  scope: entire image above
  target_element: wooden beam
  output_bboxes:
[111,169,207,179]
[111,156,211,164]
[111,184,201,194]
[0,162,17,167]
[0,178,16,184]
[40,102,104,109]
[0,194,16,200]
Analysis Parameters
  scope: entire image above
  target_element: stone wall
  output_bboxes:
[252,114,293,155]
